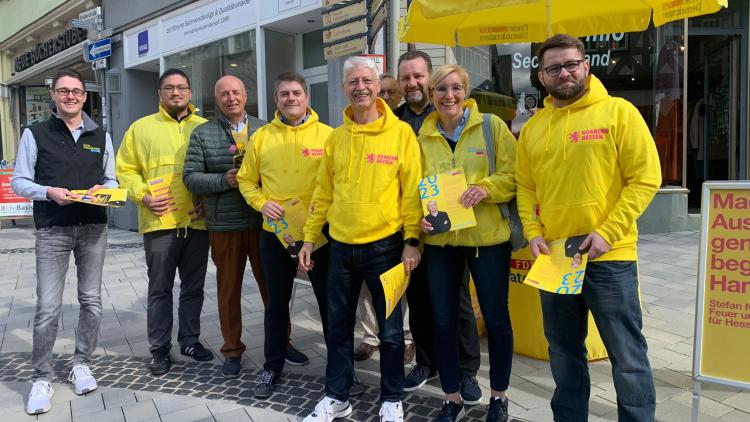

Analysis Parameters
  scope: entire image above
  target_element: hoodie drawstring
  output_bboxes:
[562,109,571,160]
[544,110,553,152]
[544,108,571,160]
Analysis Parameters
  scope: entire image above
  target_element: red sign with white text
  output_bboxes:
[0,169,33,218]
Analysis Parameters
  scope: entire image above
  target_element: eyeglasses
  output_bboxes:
[543,60,585,77]
[54,88,86,97]
[160,85,191,93]
[434,84,465,95]
[346,78,376,88]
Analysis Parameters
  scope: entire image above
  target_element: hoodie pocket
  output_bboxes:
[541,200,602,240]
[330,201,388,237]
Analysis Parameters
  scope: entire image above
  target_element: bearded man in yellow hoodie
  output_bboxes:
[516,34,661,422]
[298,56,423,422]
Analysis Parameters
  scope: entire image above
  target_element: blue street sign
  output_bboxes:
[86,38,112,62]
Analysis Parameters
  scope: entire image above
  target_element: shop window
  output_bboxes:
[165,29,258,119]
[20,87,52,130]
[457,22,685,188]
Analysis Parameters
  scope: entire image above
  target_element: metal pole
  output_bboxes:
[690,380,701,422]
[389,0,400,74]
[546,0,552,38]
[100,68,108,132]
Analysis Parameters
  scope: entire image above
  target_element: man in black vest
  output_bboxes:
[11,69,117,415]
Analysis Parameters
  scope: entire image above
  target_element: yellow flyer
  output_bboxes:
[147,173,190,226]
[68,189,128,208]
[419,168,477,235]
[524,235,588,294]
[379,263,410,319]
[264,199,326,258]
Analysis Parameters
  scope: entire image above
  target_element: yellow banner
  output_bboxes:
[420,168,476,235]
[699,187,750,384]
[68,188,128,208]
[524,235,588,294]
[380,263,410,319]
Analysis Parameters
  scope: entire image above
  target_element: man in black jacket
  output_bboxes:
[183,75,308,379]
[12,69,117,415]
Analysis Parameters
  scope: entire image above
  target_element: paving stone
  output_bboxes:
[70,393,105,418]
[121,399,160,421]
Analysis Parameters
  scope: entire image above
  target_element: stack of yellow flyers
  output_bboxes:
[147,173,189,226]
[524,235,588,294]
[420,168,477,235]
[68,189,128,208]
[264,199,327,258]
[380,263,410,319]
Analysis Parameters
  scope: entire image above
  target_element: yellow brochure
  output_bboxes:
[147,173,190,226]
[524,235,588,294]
[419,168,477,235]
[68,189,127,208]
[263,199,327,258]
[379,263,410,319]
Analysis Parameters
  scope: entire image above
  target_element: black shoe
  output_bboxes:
[285,345,310,366]
[404,364,437,392]
[180,342,214,362]
[436,400,465,422]
[350,373,365,397]
[254,370,278,399]
[222,357,241,379]
[459,375,482,405]
[486,396,509,422]
[149,350,172,376]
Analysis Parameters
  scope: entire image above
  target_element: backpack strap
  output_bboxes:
[481,114,511,220]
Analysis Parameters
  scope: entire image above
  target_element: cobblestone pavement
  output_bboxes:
[1,220,749,421]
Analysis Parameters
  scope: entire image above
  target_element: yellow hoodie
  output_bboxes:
[515,75,661,261]
[237,108,333,231]
[116,104,207,234]
[303,98,423,245]
[418,99,516,247]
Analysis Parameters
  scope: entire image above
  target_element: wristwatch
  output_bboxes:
[404,237,420,247]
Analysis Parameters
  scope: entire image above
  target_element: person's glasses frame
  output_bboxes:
[53,88,86,98]
[542,59,586,77]
[160,85,191,93]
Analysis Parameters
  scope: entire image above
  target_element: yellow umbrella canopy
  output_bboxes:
[400,0,728,46]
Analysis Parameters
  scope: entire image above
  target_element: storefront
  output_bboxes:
[456,3,749,231]
[107,0,341,230]
[0,0,105,164]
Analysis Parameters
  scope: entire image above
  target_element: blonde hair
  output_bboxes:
[428,64,469,94]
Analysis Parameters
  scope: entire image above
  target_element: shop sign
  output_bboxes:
[359,54,385,75]
[162,0,257,54]
[14,28,88,74]
[278,0,301,12]
[323,1,366,28]
[323,19,367,44]
[324,36,366,59]
[138,30,149,56]
[0,170,33,218]
[322,0,351,7]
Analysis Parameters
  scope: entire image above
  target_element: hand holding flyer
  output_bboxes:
[420,168,477,235]
[524,235,588,294]
[264,199,326,258]
[147,173,189,226]
[380,263,410,319]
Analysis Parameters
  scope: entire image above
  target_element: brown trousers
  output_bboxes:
[209,230,267,357]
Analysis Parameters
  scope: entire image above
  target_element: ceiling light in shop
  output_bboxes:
[229,63,238,67]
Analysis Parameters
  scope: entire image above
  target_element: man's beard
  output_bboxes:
[546,78,586,101]
[406,89,426,106]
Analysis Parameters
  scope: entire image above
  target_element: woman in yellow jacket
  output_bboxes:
[418,65,516,422]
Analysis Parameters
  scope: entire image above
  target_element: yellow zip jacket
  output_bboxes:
[236,108,333,232]
[516,75,661,261]
[116,104,207,234]
[303,98,423,245]
[418,99,516,247]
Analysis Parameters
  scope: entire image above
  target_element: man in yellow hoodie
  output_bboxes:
[516,34,661,422]
[298,56,422,422]
[116,69,212,376]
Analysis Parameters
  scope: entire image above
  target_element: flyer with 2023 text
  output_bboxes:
[419,168,477,235]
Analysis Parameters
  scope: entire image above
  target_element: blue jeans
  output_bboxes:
[540,261,655,422]
[32,224,107,381]
[260,229,329,374]
[325,233,405,403]
[423,243,513,393]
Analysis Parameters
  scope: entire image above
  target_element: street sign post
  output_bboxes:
[85,38,112,62]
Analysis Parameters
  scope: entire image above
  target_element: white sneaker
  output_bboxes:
[302,396,353,422]
[379,401,404,422]
[69,364,98,395]
[26,380,54,415]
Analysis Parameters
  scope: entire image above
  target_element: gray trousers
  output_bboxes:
[32,224,107,381]
[143,228,209,354]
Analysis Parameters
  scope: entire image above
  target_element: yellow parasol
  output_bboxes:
[400,0,728,46]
